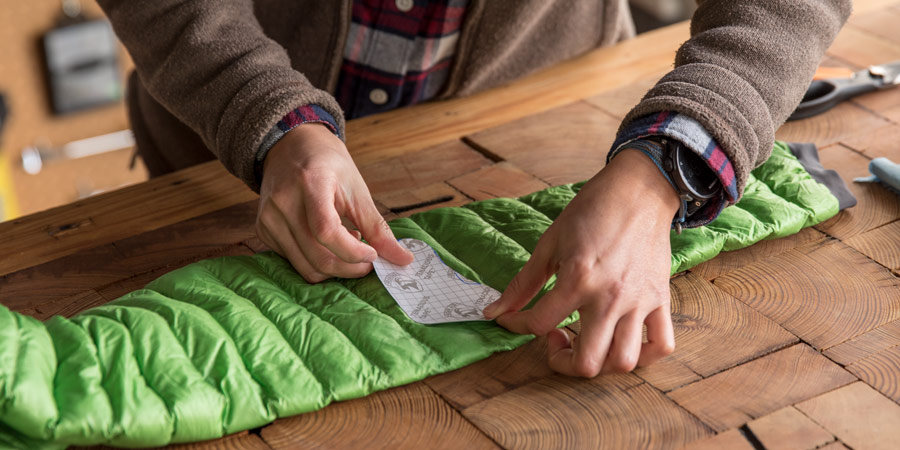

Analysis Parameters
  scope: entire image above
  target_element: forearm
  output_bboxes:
[621,0,852,198]
[97,0,345,190]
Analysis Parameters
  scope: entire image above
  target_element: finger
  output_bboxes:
[305,185,379,264]
[352,199,413,266]
[638,304,676,367]
[272,201,373,279]
[257,219,328,283]
[601,310,644,373]
[494,284,580,336]
[550,306,618,378]
[484,242,554,319]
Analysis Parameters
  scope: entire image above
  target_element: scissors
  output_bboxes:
[788,60,900,121]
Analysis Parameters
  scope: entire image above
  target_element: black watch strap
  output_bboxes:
[621,136,722,233]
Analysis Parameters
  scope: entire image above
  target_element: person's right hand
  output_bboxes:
[256,123,413,283]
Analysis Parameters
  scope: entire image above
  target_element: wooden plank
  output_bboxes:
[846,344,900,403]
[582,69,668,120]
[689,228,825,281]
[668,344,855,432]
[96,244,256,302]
[679,429,754,450]
[795,382,900,450]
[826,25,900,69]
[774,103,889,150]
[845,220,900,272]
[79,431,273,450]
[16,290,107,322]
[633,358,702,394]
[424,331,572,410]
[714,239,900,350]
[0,162,257,277]
[824,319,900,366]
[359,140,490,196]
[0,202,258,314]
[814,144,900,240]
[634,274,797,392]
[447,162,550,201]
[840,124,900,159]
[462,373,711,450]
[817,442,850,450]
[464,102,619,186]
[746,407,834,450]
[259,382,498,450]
[372,182,471,217]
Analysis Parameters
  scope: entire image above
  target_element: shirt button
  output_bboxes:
[369,88,389,105]
[395,0,414,12]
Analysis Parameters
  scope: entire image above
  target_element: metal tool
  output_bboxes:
[788,60,900,121]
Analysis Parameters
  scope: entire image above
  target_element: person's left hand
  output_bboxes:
[483,149,680,377]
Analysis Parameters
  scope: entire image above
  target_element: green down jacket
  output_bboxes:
[0,142,838,448]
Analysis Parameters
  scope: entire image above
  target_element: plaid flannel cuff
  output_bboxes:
[609,111,738,228]
[254,105,342,184]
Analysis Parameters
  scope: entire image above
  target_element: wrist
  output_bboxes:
[601,149,681,219]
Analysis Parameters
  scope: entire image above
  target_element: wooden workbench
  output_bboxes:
[3,1,900,448]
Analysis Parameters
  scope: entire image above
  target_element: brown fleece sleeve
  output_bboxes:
[620,0,852,198]
[96,0,346,190]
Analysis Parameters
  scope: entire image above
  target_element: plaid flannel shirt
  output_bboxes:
[258,1,736,227]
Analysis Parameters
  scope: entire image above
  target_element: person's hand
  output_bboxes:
[483,149,680,377]
[256,123,413,282]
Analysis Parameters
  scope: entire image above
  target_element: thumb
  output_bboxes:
[484,243,552,319]
[354,201,413,266]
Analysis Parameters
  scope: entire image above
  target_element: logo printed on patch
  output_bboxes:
[373,238,501,324]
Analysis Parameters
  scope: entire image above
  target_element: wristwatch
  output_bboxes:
[625,136,722,233]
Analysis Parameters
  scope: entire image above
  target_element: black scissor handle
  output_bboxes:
[788,71,881,121]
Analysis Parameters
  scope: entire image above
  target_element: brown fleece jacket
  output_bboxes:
[97,0,851,196]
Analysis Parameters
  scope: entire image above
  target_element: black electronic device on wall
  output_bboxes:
[42,6,122,115]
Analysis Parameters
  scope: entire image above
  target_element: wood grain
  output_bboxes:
[79,432,272,450]
[814,144,900,240]
[583,70,668,120]
[423,335,560,410]
[774,103,889,149]
[824,319,900,366]
[714,240,900,350]
[464,102,619,186]
[0,202,258,314]
[0,162,256,277]
[678,429,754,450]
[259,383,497,450]
[668,344,856,432]
[634,358,702,394]
[846,344,900,403]
[844,220,900,272]
[463,373,711,450]
[634,274,796,391]
[796,382,900,450]
[826,25,900,70]
[359,140,490,195]
[372,182,471,217]
[447,162,550,201]
[689,227,825,281]
[746,407,833,450]
[846,8,900,44]
[840,124,900,159]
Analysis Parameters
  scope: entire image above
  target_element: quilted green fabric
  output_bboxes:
[0,142,838,449]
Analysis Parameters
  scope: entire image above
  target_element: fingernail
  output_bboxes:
[365,253,377,263]
[483,303,499,318]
